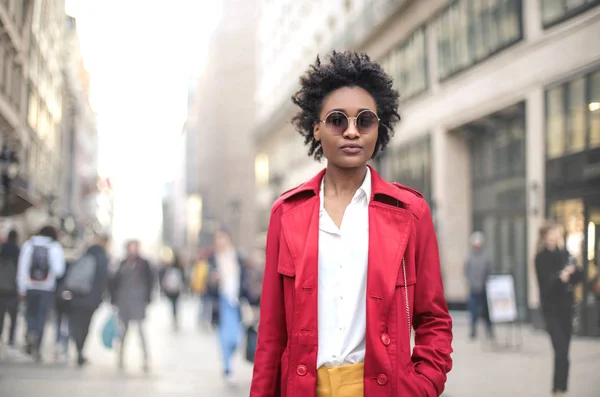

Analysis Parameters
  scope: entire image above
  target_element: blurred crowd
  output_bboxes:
[0,224,263,379]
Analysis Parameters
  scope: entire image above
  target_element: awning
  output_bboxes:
[0,184,40,217]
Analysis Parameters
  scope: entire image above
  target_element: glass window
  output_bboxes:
[436,0,522,80]
[546,86,566,159]
[380,27,428,101]
[389,137,432,203]
[567,78,586,153]
[541,0,600,27]
[590,71,600,148]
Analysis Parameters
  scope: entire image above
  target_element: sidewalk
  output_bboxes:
[0,300,598,396]
[0,298,253,397]
[444,314,599,396]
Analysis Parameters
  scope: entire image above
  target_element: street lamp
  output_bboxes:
[0,145,19,207]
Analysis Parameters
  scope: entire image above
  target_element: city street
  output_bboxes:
[1,298,598,396]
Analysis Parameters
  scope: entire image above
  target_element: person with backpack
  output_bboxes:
[17,225,66,361]
[61,234,110,366]
[159,252,185,331]
[0,230,21,356]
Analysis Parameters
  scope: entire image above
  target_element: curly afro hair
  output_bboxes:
[291,51,401,161]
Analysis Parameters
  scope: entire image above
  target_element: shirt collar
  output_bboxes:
[320,167,372,209]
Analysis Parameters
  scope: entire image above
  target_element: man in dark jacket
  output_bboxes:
[66,234,110,366]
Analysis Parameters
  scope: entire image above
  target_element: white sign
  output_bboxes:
[486,274,518,323]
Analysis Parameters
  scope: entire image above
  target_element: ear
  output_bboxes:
[314,122,321,142]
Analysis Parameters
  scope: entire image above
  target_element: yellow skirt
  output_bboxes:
[316,363,364,397]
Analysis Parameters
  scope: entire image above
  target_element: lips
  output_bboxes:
[340,144,363,155]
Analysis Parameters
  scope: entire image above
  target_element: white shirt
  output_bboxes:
[17,236,66,296]
[317,168,371,368]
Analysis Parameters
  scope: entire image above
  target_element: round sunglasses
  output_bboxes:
[319,109,380,135]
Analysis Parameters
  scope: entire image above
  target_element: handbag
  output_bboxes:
[101,311,121,349]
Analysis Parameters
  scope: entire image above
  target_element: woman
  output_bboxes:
[111,240,155,372]
[535,222,583,397]
[250,51,453,397]
[159,252,186,331]
[207,228,251,383]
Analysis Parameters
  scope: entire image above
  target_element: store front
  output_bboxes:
[465,103,529,319]
[545,67,600,336]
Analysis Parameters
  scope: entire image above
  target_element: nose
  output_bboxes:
[343,117,360,139]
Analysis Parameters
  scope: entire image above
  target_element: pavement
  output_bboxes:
[0,298,598,397]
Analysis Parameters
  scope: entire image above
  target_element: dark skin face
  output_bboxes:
[313,86,379,169]
[313,86,379,228]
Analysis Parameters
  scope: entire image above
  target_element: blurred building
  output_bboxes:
[162,143,187,255]
[17,0,66,235]
[185,0,258,253]
[0,1,38,237]
[59,15,106,247]
[253,0,600,335]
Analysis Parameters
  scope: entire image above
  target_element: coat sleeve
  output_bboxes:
[411,200,453,397]
[249,203,287,397]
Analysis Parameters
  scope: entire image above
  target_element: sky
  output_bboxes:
[65,0,222,256]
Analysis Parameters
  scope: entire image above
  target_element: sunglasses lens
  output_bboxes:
[325,112,348,134]
[357,111,378,131]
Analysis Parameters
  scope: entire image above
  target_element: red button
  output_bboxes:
[381,333,391,346]
[377,374,388,385]
[296,364,307,376]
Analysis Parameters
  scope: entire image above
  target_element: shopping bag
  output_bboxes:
[101,312,120,349]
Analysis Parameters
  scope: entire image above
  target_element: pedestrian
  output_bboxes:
[249,51,453,397]
[110,239,154,372]
[62,234,110,366]
[535,222,583,397]
[53,247,78,361]
[464,231,494,340]
[207,227,251,384]
[159,251,186,331]
[0,230,21,357]
[17,225,66,362]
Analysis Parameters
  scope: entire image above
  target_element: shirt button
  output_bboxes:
[296,364,307,376]
[381,333,391,346]
[377,374,388,385]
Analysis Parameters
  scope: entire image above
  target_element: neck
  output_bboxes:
[324,164,368,198]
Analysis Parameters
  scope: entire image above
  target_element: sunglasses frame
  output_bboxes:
[319,109,380,135]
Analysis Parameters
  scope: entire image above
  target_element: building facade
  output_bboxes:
[254,0,600,335]
[185,0,258,253]
[21,0,66,233]
[0,0,37,237]
[59,15,105,247]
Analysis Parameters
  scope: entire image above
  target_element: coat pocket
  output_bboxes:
[396,258,416,353]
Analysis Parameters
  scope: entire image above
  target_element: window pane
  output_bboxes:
[436,0,522,79]
[547,86,565,158]
[541,0,566,25]
[567,78,586,153]
[380,28,427,100]
[590,71,600,148]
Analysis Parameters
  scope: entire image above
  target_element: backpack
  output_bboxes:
[29,245,50,282]
[63,254,97,295]
[162,267,183,294]
[0,255,17,294]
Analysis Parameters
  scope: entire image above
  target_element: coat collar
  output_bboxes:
[281,165,409,206]
[279,165,415,345]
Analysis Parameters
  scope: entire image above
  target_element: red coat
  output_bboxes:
[250,166,453,397]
